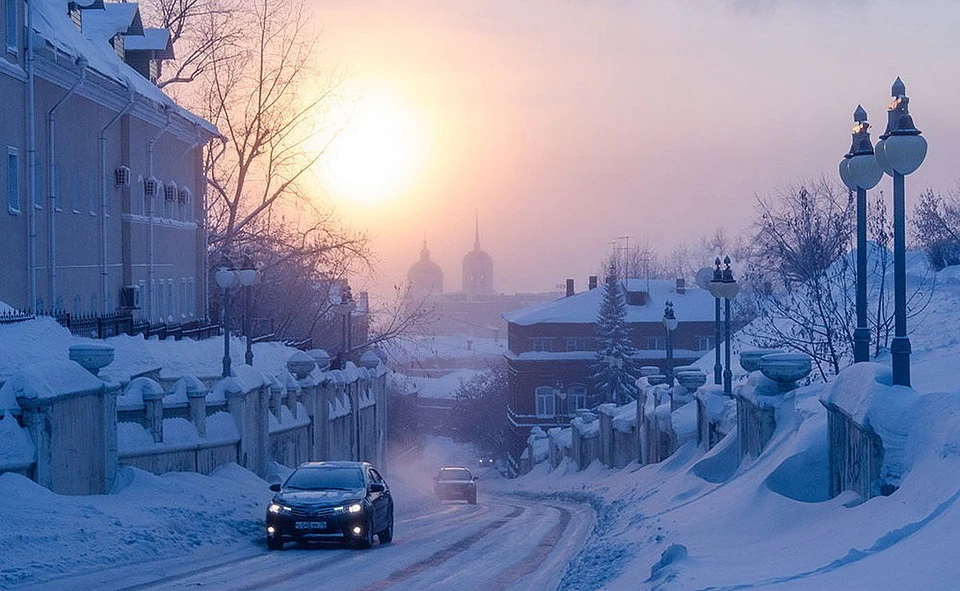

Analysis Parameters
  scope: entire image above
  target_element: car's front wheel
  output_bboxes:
[378,510,394,544]
[354,517,374,549]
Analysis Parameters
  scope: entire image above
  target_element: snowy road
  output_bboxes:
[22,490,594,591]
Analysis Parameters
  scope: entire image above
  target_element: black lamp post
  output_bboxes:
[839,106,883,364]
[662,300,678,388]
[708,256,739,396]
[215,254,260,378]
[554,381,567,425]
[696,265,722,385]
[872,78,927,387]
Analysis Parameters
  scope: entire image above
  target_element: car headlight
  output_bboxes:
[268,503,292,514]
[332,502,364,515]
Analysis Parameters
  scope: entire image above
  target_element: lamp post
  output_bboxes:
[708,256,739,396]
[662,300,678,388]
[839,106,884,364]
[339,284,355,362]
[696,265,722,385]
[872,77,927,387]
[554,381,567,425]
[215,255,261,378]
[238,255,260,366]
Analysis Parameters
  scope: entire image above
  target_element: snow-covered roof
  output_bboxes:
[124,28,174,59]
[31,0,219,139]
[503,279,717,326]
[80,2,144,42]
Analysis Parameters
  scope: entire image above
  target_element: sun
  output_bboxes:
[320,88,427,208]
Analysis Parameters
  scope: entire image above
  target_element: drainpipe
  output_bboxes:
[25,0,36,312]
[147,105,172,321]
[178,123,202,318]
[204,136,228,321]
[99,80,136,315]
[47,57,88,311]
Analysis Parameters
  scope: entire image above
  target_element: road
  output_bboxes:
[27,487,595,591]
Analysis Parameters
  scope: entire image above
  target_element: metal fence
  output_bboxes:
[0,309,221,342]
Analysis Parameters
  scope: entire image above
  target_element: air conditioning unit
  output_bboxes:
[115,166,131,188]
[119,285,143,309]
[144,177,159,198]
[165,184,178,201]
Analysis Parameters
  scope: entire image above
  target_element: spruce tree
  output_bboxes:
[592,261,640,405]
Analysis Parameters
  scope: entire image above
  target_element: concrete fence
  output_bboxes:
[0,349,387,496]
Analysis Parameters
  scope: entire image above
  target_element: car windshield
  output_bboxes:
[438,469,472,481]
[284,467,364,491]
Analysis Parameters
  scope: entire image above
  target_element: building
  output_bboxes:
[0,1,219,321]
[503,278,718,451]
[405,217,556,338]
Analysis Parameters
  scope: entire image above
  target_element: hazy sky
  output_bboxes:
[305,0,960,297]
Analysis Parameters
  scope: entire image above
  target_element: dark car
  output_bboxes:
[265,461,394,550]
[433,466,478,504]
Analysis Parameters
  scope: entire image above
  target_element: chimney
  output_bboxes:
[565,278,575,297]
[676,278,685,294]
[588,275,598,290]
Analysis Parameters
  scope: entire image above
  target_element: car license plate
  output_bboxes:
[295,521,326,530]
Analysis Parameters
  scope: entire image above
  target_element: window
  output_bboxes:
[532,338,547,352]
[6,147,18,212]
[53,163,61,210]
[698,336,715,351]
[32,154,40,208]
[88,175,96,214]
[645,337,665,350]
[567,384,587,411]
[5,0,17,53]
[566,338,579,352]
[71,170,81,212]
[535,386,556,418]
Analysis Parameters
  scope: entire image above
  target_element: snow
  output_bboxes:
[8,257,960,588]
[503,279,717,325]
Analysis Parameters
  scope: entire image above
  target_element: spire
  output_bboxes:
[474,210,481,251]
[420,238,430,260]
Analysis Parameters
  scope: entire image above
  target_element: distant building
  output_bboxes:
[405,216,555,338]
[407,239,444,300]
[502,278,718,453]
[0,1,220,319]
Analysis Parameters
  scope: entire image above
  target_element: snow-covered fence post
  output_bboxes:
[283,373,301,419]
[268,378,283,423]
[142,384,164,444]
[183,376,208,439]
[102,378,120,493]
[14,361,110,494]
[598,403,616,467]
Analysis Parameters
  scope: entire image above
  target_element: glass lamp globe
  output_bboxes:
[847,153,883,190]
[883,133,927,176]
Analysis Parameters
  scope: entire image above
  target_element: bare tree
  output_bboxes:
[140,0,243,89]
[741,180,856,379]
[912,188,960,270]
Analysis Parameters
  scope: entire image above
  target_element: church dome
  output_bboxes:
[408,240,443,295]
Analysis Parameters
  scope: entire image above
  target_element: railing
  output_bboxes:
[0,309,221,342]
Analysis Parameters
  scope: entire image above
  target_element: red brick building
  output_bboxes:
[503,278,718,452]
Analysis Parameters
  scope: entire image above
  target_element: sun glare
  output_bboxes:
[321,88,427,208]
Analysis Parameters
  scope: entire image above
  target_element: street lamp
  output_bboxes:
[696,265,722,385]
[839,105,883,364]
[554,381,567,424]
[215,254,260,378]
[873,77,927,387]
[707,256,739,396]
[238,255,260,366]
[662,300,678,388]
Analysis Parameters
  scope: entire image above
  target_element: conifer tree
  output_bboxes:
[592,260,640,405]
